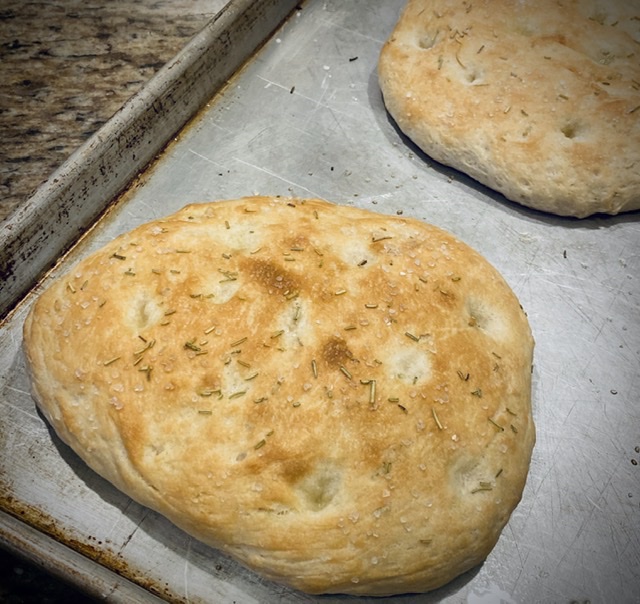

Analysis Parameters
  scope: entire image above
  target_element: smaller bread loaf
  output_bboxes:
[378,0,640,218]
[23,197,535,595]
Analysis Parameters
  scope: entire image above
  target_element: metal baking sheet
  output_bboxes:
[2,0,639,602]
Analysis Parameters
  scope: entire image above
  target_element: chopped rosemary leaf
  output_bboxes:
[204,325,216,335]
[135,339,155,355]
[229,391,247,400]
[405,332,419,342]
[218,268,238,279]
[488,417,505,431]
[254,439,266,450]
[271,330,284,339]
[312,359,318,379]
[198,410,213,415]
[184,341,201,352]
[111,253,126,260]
[432,408,443,430]
[388,397,399,403]
[164,309,177,316]
[340,365,353,380]
[139,365,153,381]
[365,303,378,309]
[103,356,121,366]
[369,380,377,404]
[471,388,483,397]
[230,337,248,347]
[471,485,493,494]
[334,289,347,296]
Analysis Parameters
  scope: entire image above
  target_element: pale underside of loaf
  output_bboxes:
[23,197,535,595]
[378,0,640,218]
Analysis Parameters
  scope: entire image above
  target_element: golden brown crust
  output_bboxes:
[378,0,640,218]
[23,197,534,595]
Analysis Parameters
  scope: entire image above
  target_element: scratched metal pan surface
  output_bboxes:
[1,0,639,602]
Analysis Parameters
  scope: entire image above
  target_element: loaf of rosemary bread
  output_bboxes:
[23,197,535,595]
[378,0,640,217]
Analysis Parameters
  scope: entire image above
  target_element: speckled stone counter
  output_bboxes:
[0,1,221,223]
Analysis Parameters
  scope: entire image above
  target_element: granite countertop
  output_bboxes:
[0,0,220,224]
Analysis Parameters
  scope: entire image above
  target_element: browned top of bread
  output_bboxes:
[378,0,640,218]
[23,197,535,595]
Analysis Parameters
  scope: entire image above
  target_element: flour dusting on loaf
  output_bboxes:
[23,197,535,595]
[378,0,640,218]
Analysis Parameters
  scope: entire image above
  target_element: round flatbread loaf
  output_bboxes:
[378,0,640,218]
[23,197,535,595]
